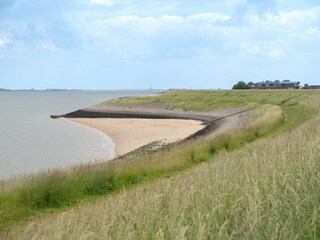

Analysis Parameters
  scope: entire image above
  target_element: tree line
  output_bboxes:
[232,81,254,89]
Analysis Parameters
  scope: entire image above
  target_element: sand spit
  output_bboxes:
[58,102,252,157]
[70,118,204,156]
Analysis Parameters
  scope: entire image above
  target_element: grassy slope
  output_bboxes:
[110,89,305,110]
[0,90,319,239]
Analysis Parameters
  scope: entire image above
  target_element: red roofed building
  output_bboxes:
[252,80,300,89]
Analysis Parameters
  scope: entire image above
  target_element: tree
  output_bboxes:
[247,82,254,88]
[232,81,250,90]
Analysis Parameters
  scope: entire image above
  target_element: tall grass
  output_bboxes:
[0,90,318,238]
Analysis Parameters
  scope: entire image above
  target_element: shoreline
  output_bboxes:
[58,103,253,158]
[69,118,205,157]
[62,118,116,159]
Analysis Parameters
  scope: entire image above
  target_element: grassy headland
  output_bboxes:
[0,89,318,239]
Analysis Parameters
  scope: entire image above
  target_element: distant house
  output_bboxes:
[302,85,320,89]
[252,80,300,89]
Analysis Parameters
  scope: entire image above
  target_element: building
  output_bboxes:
[302,85,320,89]
[252,80,300,89]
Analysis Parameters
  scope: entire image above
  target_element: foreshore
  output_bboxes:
[58,102,252,158]
[70,118,204,156]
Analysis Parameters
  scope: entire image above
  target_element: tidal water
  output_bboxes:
[0,90,149,179]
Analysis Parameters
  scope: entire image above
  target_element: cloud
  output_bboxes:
[248,44,263,55]
[242,43,285,59]
[1,0,319,63]
[89,12,233,58]
[88,0,114,6]
[244,6,320,26]
[307,27,320,37]
[1,0,320,89]
[234,2,320,28]
[247,0,277,14]
[85,4,320,60]
[0,38,9,48]
[267,49,284,59]
[265,6,320,24]
[93,12,231,33]
[232,0,277,24]
[188,13,231,22]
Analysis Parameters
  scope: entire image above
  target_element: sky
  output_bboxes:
[0,0,319,90]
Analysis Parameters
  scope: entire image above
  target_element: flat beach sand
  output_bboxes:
[70,118,204,157]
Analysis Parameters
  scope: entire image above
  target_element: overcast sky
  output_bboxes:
[0,0,319,90]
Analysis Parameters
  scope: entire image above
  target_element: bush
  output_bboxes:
[232,81,252,90]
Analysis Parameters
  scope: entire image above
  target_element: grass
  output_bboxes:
[109,89,306,110]
[0,89,319,239]
[0,105,282,229]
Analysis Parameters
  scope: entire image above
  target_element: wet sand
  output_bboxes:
[70,118,204,156]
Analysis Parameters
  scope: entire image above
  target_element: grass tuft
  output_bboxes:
[18,173,70,209]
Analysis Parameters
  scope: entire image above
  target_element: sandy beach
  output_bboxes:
[63,101,252,158]
[70,118,204,156]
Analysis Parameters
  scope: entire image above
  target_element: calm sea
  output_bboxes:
[0,90,149,179]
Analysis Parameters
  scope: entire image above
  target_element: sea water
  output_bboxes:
[0,90,149,179]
